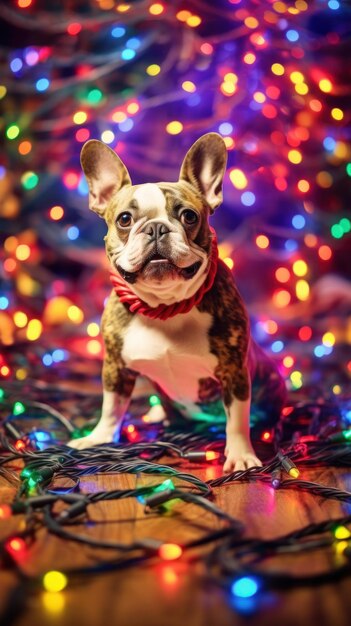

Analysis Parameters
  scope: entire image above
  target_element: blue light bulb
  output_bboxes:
[36,78,50,92]
[292,215,306,229]
[286,30,299,42]
[241,192,256,207]
[121,48,136,61]
[111,26,126,38]
[67,226,79,240]
[218,122,233,135]
[271,340,284,353]
[231,577,259,598]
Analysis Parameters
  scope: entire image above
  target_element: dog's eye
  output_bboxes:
[117,212,133,228]
[180,209,199,226]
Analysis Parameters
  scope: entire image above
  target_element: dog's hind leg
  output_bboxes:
[249,340,287,433]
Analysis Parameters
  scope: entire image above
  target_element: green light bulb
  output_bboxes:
[13,401,25,415]
[339,218,351,233]
[20,467,33,479]
[137,478,175,504]
[6,124,20,140]
[21,171,39,190]
[330,224,343,239]
[87,88,103,105]
[28,477,38,489]
[155,479,175,492]
[149,394,161,406]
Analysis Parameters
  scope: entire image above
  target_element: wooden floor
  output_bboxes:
[1,458,351,626]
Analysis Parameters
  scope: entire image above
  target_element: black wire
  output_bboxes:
[1,404,351,600]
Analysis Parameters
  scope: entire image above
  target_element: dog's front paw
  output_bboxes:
[223,435,262,473]
[67,429,115,450]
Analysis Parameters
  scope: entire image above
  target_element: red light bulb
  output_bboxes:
[6,537,26,558]
[127,429,139,442]
[15,440,26,451]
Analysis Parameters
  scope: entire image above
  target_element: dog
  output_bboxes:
[69,133,286,472]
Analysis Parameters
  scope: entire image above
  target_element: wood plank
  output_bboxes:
[1,462,351,626]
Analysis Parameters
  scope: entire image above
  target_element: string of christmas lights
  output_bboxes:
[1,402,351,623]
[0,0,350,404]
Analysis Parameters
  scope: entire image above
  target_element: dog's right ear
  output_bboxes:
[80,140,131,218]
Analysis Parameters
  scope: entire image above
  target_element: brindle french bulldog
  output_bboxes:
[69,133,286,472]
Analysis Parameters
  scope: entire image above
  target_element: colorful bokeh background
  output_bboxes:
[0,0,350,406]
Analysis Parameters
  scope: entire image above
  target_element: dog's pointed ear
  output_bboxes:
[179,133,227,212]
[80,140,131,218]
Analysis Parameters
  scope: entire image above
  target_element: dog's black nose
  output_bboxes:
[142,222,170,239]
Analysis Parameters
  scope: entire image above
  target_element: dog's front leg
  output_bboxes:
[68,360,136,449]
[222,367,262,473]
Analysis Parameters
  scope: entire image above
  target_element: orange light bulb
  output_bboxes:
[0,504,12,519]
[205,451,220,461]
[159,543,183,561]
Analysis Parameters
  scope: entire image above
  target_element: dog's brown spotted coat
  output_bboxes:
[198,260,250,407]
[100,291,136,395]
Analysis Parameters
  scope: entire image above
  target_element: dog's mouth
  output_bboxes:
[148,252,169,263]
[116,254,202,284]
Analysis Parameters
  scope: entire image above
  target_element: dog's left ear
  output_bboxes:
[179,133,227,212]
[80,140,131,218]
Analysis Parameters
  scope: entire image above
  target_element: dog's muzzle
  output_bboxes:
[117,258,202,284]
[117,221,203,283]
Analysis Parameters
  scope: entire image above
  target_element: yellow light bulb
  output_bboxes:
[334,526,351,540]
[229,168,248,190]
[181,81,196,93]
[146,64,161,76]
[271,63,284,76]
[295,279,310,301]
[288,149,302,164]
[319,78,332,93]
[166,121,183,135]
[288,467,300,478]
[187,15,201,27]
[26,319,42,341]
[87,322,100,337]
[14,311,28,328]
[67,305,84,324]
[331,108,344,121]
[290,71,305,84]
[43,571,68,593]
[292,259,308,277]
[73,111,87,125]
[322,332,335,347]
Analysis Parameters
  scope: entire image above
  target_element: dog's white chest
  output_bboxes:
[121,309,218,402]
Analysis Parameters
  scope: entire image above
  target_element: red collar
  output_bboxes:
[109,228,218,321]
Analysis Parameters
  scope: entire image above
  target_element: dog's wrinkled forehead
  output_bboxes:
[111,181,205,222]
[132,183,166,214]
